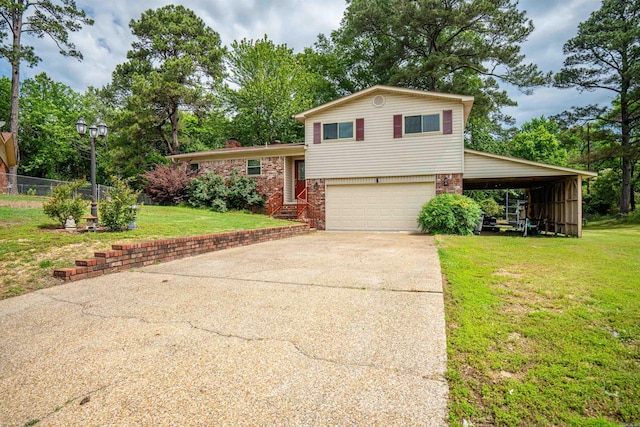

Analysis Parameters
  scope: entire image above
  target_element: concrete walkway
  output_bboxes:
[0,232,448,426]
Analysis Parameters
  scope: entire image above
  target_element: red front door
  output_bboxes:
[295,160,306,199]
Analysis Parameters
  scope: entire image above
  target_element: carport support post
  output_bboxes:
[576,176,583,238]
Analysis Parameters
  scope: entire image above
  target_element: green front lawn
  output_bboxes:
[440,225,640,426]
[0,194,292,299]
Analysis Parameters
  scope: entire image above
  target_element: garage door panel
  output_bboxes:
[326,182,435,231]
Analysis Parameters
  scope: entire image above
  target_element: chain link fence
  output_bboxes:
[0,172,112,200]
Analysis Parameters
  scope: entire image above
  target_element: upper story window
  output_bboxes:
[247,159,261,175]
[323,121,353,140]
[394,111,451,138]
[405,114,440,134]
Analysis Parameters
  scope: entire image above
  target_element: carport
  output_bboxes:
[463,149,598,237]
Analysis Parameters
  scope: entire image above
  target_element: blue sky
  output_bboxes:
[0,0,612,126]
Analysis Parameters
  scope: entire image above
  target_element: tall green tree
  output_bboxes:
[0,0,92,187]
[508,116,568,166]
[224,36,317,145]
[18,72,84,179]
[316,0,548,123]
[180,109,230,153]
[111,5,225,156]
[555,0,640,213]
[0,76,10,123]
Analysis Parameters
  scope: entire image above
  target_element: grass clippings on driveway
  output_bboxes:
[0,195,292,299]
[439,225,640,426]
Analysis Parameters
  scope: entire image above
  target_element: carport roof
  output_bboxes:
[463,148,597,190]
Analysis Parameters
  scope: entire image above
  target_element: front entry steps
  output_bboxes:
[272,203,297,220]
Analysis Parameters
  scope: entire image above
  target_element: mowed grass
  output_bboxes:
[439,225,640,426]
[0,194,293,299]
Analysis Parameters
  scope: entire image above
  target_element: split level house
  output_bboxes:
[169,85,596,237]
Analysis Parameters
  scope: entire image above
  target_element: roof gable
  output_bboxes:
[294,85,474,124]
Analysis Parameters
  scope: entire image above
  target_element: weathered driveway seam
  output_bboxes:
[137,269,445,294]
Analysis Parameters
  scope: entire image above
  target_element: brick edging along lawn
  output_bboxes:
[54,224,310,282]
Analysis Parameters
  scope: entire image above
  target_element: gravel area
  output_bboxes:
[0,232,447,426]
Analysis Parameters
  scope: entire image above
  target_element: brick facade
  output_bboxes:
[0,161,8,194]
[54,224,310,282]
[306,178,326,230]
[198,156,284,199]
[435,173,463,195]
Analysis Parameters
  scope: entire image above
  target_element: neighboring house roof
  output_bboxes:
[168,143,306,162]
[294,85,475,123]
[464,148,598,180]
[0,132,16,168]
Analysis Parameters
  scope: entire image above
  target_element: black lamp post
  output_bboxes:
[76,118,108,219]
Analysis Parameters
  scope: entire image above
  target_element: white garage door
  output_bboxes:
[326,182,435,231]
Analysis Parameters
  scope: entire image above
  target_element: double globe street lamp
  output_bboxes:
[76,118,108,219]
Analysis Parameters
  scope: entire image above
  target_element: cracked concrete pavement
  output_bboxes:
[0,232,448,426]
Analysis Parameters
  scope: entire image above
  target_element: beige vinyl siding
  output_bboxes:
[464,151,578,179]
[305,93,464,179]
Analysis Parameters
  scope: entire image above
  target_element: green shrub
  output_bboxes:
[624,209,640,224]
[187,173,228,210]
[26,188,37,196]
[210,198,228,213]
[99,177,141,231]
[418,193,482,235]
[43,180,88,227]
[186,171,264,212]
[226,171,264,210]
[478,197,503,218]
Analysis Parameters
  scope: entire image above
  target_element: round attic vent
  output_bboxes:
[372,94,386,107]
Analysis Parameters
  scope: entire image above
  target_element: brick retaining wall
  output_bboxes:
[54,224,310,282]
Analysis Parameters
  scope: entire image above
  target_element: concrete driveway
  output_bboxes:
[0,232,447,426]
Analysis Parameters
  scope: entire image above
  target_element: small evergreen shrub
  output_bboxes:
[99,177,141,231]
[142,164,195,205]
[418,193,482,235]
[43,180,88,227]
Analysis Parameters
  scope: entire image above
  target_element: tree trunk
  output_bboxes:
[169,106,180,155]
[620,157,632,214]
[619,72,632,214]
[632,164,637,212]
[8,7,23,195]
